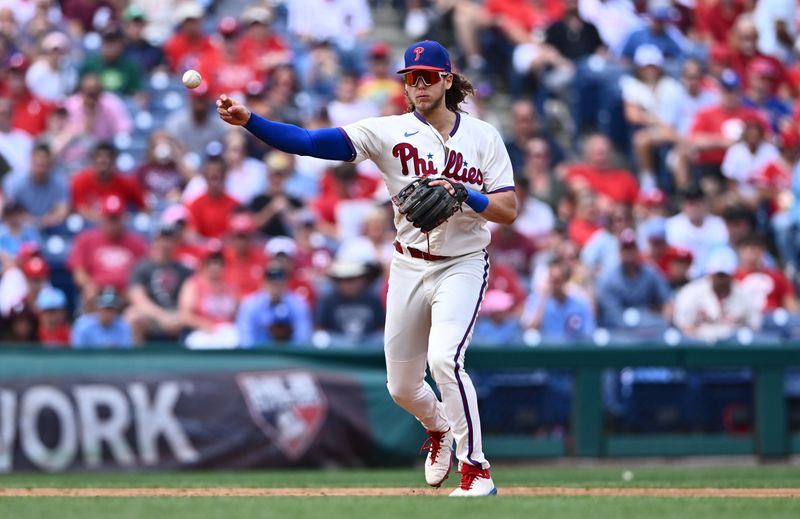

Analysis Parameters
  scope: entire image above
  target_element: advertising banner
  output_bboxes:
[0,369,372,473]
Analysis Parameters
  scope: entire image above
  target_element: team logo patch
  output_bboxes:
[413,47,425,61]
[237,371,328,459]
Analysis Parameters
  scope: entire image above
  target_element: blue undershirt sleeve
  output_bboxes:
[243,113,355,161]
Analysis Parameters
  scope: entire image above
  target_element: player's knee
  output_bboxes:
[386,378,418,406]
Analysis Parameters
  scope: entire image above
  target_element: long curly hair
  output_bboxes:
[406,73,475,113]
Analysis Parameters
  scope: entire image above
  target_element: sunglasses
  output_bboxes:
[403,70,449,87]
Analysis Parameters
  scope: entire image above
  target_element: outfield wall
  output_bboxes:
[0,345,798,472]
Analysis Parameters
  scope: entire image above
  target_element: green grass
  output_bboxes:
[1,466,798,489]
[0,496,798,519]
[1,467,799,519]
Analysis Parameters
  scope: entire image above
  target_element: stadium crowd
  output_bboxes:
[1,0,800,349]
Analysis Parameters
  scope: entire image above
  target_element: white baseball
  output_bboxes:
[182,69,202,89]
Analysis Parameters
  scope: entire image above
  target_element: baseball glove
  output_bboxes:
[392,177,469,233]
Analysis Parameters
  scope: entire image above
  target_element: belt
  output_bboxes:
[394,240,450,261]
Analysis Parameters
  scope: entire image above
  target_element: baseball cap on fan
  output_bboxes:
[397,40,452,74]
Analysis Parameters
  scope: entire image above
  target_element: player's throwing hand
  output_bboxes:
[216,94,251,126]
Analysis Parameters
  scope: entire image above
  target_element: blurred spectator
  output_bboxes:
[721,116,778,205]
[24,31,77,102]
[504,100,563,175]
[127,222,192,344]
[39,105,93,172]
[265,236,317,307]
[490,224,537,277]
[473,289,523,346]
[357,42,404,110]
[61,0,118,34]
[2,143,68,230]
[663,247,694,290]
[512,177,555,246]
[224,212,267,298]
[673,246,763,342]
[752,0,796,61]
[18,246,51,308]
[35,285,70,347]
[327,72,379,127]
[563,133,639,205]
[567,190,602,247]
[764,126,800,265]
[68,195,148,303]
[287,0,372,74]
[734,233,798,313]
[71,286,134,349]
[622,44,681,191]
[665,186,729,275]
[222,130,267,205]
[521,260,595,342]
[596,228,672,328]
[619,3,688,72]
[121,5,164,73]
[185,154,239,239]
[263,64,303,125]
[0,97,33,181]
[313,161,379,237]
[250,151,304,237]
[694,0,748,46]
[0,303,38,342]
[0,200,41,259]
[303,40,341,102]
[722,204,757,248]
[2,53,55,137]
[664,58,720,137]
[728,14,793,97]
[487,262,527,315]
[163,2,212,73]
[237,5,291,78]
[133,130,187,205]
[678,70,765,190]
[580,203,633,279]
[178,242,240,349]
[64,72,133,142]
[197,16,260,97]
[70,141,145,223]
[743,57,792,132]
[578,0,642,51]
[161,203,202,270]
[522,136,567,211]
[315,259,384,346]
[236,265,313,347]
[545,0,604,63]
[80,26,145,97]
[165,81,228,157]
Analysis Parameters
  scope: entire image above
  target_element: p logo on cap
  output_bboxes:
[397,40,451,74]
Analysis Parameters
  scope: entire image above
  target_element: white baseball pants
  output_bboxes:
[384,248,490,469]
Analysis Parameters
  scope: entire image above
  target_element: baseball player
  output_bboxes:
[216,40,516,496]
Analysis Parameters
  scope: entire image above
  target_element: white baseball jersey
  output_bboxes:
[342,111,515,256]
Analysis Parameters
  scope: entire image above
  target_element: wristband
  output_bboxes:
[465,188,489,213]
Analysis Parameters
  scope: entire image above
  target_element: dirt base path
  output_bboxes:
[1,487,798,498]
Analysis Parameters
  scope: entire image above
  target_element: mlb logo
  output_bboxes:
[237,371,328,459]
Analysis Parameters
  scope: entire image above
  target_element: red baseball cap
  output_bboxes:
[779,125,800,149]
[748,57,778,79]
[22,256,50,279]
[217,16,240,37]
[230,213,255,234]
[101,195,125,217]
[638,189,666,207]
